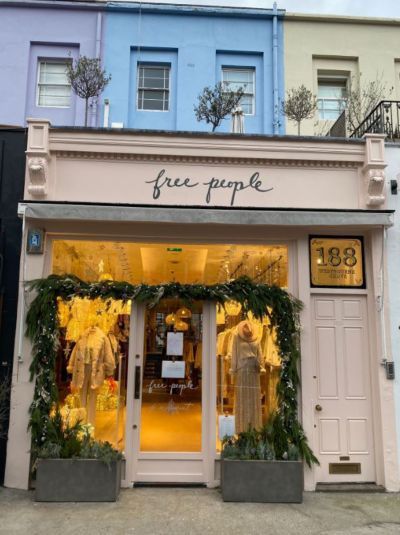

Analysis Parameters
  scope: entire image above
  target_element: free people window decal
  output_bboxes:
[137,64,170,111]
[37,60,71,108]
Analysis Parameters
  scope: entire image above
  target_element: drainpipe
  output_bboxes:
[272,2,279,134]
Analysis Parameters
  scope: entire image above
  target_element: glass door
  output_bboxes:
[131,299,207,483]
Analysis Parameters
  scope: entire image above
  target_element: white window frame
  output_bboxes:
[221,67,255,116]
[36,59,72,109]
[137,64,170,112]
[317,76,348,121]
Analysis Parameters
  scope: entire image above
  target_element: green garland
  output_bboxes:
[25,274,318,466]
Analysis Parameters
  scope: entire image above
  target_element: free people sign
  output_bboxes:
[146,169,273,206]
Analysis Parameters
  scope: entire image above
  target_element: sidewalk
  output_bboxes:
[1,486,400,535]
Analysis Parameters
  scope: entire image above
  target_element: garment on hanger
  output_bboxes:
[67,326,115,390]
[231,320,265,434]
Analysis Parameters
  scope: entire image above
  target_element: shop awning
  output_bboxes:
[19,202,394,227]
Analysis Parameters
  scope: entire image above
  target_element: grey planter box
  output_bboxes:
[35,458,121,502]
[221,459,303,503]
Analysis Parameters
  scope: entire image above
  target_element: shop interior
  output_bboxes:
[52,240,288,454]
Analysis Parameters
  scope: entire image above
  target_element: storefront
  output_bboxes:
[4,120,399,491]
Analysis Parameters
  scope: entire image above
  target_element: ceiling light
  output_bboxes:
[165,313,177,325]
[176,306,192,319]
[225,300,242,316]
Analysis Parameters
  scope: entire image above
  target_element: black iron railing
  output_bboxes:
[350,100,400,140]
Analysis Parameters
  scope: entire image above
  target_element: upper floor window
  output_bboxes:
[37,60,71,108]
[222,68,255,115]
[137,64,170,111]
[317,79,347,121]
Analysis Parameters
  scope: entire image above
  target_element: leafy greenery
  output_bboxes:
[34,410,122,467]
[25,273,316,466]
[194,82,245,131]
[221,416,317,466]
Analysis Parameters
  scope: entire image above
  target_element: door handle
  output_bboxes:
[315,404,323,412]
[134,365,141,399]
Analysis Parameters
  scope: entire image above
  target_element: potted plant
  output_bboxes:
[221,417,317,503]
[34,410,123,502]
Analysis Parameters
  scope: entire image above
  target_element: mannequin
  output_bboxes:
[67,325,115,425]
[231,320,265,434]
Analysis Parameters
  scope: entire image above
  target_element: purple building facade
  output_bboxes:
[0,0,104,127]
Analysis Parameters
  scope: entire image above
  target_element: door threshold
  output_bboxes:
[316,483,385,493]
[133,482,207,488]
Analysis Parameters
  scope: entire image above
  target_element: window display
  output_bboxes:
[51,239,288,456]
[55,297,130,452]
[216,308,281,449]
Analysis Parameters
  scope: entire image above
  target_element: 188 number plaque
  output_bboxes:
[310,236,365,288]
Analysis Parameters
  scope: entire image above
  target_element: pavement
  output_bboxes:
[1,486,400,535]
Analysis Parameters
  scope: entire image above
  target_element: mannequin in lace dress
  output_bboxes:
[231,320,265,434]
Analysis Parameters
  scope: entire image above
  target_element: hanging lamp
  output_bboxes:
[165,312,177,325]
[174,319,189,331]
[176,306,192,319]
[224,300,242,316]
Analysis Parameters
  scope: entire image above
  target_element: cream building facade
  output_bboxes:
[4,119,400,492]
[284,14,400,136]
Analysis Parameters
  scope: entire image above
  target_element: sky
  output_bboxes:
[127,0,400,18]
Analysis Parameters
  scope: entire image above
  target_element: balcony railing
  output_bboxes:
[350,100,400,140]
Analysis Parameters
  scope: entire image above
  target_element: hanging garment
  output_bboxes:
[231,323,264,434]
[67,326,115,390]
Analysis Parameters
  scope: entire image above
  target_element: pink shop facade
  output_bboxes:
[4,119,399,491]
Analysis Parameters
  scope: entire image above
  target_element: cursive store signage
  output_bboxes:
[146,169,273,206]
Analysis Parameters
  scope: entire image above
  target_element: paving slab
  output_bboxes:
[1,487,400,535]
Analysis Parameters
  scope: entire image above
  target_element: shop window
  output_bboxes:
[51,239,288,453]
[317,79,347,121]
[137,64,170,111]
[37,60,71,108]
[222,68,255,115]
[55,296,131,452]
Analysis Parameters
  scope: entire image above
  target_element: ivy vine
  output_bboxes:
[25,274,318,466]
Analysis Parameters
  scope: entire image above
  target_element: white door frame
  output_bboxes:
[123,302,217,486]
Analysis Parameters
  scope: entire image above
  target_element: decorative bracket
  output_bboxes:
[26,119,51,198]
[362,134,387,207]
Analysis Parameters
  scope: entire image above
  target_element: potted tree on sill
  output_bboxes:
[221,415,318,503]
[34,410,123,502]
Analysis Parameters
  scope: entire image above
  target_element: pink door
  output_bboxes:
[312,295,375,483]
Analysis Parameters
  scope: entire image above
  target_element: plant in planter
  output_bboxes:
[34,410,123,502]
[221,418,316,503]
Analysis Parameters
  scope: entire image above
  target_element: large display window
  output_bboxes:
[51,239,288,459]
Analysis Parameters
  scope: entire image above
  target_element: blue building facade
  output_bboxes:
[103,3,285,134]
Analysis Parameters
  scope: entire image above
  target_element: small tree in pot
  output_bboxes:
[194,82,244,132]
[281,85,317,135]
[67,56,111,127]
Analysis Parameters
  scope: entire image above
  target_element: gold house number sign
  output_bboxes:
[310,236,365,288]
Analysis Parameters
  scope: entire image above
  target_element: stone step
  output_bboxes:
[316,483,385,493]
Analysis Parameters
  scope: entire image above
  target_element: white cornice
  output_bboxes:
[54,150,359,169]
